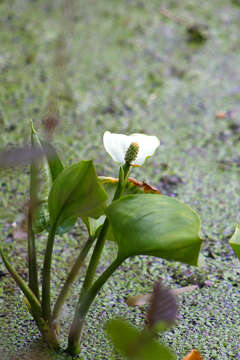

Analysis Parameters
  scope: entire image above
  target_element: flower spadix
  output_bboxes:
[103,131,160,166]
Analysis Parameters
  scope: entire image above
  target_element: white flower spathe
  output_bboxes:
[103,131,160,166]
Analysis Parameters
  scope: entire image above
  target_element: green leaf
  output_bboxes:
[106,194,202,265]
[229,225,240,260]
[48,160,108,228]
[105,319,175,360]
[31,122,51,233]
[30,122,64,233]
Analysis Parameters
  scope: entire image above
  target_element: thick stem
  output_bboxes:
[80,218,109,298]
[67,256,125,355]
[52,235,95,322]
[27,210,40,300]
[42,223,57,322]
[36,316,61,351]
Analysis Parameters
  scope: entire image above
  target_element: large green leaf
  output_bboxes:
[48,160,108,228]
[106,194,202,265]
[105,319,175,360]
[229,225,240,260]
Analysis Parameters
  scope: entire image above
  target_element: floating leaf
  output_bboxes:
[182,349,203,360]
[229,224,240,260]
[105,319,175,360]
[48,160,108,228]
[106,194,202,265]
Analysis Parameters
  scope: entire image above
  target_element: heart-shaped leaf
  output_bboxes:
[229,224,240,260]
[106,194,202,265]
[105,319,175,360]
[48,160,108,228]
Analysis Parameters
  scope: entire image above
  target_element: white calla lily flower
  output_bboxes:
[103,131,160,166]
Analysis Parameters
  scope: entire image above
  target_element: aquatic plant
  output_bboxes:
[0,124,202,355]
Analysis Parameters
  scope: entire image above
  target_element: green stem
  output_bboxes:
[52,235,95,322]
[113,163,130,201]
[67,256,125,355]
[0,248,42,319]
[80,218,109,298]
[80,163,131,296]
[29,121,40,300]
[42,223,57,322]
[27,210,40,300]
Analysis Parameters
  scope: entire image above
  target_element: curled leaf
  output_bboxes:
[99,177,161,203]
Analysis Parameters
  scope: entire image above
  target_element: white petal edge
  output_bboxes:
[103,131,160,165]
[129,133,160,165]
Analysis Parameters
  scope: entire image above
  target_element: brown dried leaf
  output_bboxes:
[126,285,198,307]
[147,281,177,328]
[126,294,152,307]
[128,177,161,194]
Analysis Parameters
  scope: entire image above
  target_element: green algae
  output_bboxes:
[0,0,240,359]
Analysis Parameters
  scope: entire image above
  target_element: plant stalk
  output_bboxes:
[80,163,130,296]
[0,248,42,319]
[52,235,96,322]
[28,121,40,300]
[67,256,125,355]
[27,210,40,300]
[42,223,57,322]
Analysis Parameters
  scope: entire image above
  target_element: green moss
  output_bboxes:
[0,0,240,359]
